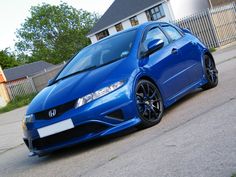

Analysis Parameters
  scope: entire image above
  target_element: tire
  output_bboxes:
[202,55,218,90]
[135,80,164,128]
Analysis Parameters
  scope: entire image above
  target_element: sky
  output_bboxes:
[0,0,114,51]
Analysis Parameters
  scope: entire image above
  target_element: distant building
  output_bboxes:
[87,0,210,43]
[1,61,54,83]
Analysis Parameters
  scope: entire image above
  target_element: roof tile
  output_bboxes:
[3,61,54,81]
[88,0,161,36]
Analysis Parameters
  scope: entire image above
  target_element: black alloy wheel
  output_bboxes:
[202,55,218,90]
[136,80,164,128]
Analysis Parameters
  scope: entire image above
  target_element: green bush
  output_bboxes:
[0,93,37,114]
[210,48,216,53]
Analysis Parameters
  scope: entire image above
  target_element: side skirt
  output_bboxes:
[164,78,208,108]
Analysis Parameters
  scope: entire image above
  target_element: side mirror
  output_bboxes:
[145,39,164,56]
[47,79,54,86]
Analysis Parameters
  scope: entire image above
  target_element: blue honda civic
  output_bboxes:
[22,22,218,156]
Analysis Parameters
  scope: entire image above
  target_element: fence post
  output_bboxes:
[207,8,220,48]
[5,83,13,100]
[29,77,37,93]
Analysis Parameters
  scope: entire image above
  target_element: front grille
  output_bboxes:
[34,100,76,120]
[32,123,109,150]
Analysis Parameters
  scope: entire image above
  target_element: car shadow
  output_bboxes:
[38,88,204,161]
[43,126,138,161]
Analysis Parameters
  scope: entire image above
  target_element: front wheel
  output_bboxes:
[202,55,218,90]
[135,80,164,128]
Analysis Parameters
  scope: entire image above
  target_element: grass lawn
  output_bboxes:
[210,48,217,53]
[0,93,36,114]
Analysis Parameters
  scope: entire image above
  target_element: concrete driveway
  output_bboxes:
[0,44,236,177]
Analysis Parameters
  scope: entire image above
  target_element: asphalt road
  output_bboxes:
[0,45,236,177]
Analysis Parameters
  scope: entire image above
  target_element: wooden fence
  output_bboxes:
[172,3,236,48]
[3,63,64,101]
[31,63,64,92]
[5,78,37,100]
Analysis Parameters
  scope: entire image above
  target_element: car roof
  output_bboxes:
[92,22,172,44]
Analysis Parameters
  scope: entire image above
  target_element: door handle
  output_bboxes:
[171,48,178,54]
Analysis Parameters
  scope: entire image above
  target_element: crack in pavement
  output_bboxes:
[0,120,22,127]
[0,143,24,155]
[215,56,236,65]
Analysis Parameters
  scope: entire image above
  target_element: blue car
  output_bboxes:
[22,22,218,156]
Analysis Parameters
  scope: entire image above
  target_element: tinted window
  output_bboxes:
[162,25,182,41]
[143,27,169,50]
[56,30,137,81]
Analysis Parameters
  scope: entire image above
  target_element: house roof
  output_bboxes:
[3,61,54,81]
[88,0,162,36]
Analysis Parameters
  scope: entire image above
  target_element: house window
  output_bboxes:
[96,30,109,40]
[146,4,165,21]
[115,23,123,32]
[130,16,139,26]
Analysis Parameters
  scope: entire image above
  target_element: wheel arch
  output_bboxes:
[134,75,166,107]
[200,49,215,76]
[204,51,214,60]
[201,49,215,65]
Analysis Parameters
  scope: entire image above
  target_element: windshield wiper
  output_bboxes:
[52,65,97,84]
[99,56,126,68]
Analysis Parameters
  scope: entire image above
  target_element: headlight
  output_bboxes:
[24,114,34,123]
[75,81,124,108]
[22,114,34,130]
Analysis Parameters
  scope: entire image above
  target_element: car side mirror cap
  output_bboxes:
[145,39,164,57]
[48,79,54,86]
[182,28,192,34]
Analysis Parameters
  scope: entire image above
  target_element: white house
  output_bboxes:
[87,0,210,43]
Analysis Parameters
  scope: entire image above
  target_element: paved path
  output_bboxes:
[0,44,235,177]
[0,106,26,154]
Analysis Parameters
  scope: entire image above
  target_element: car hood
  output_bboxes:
[27,58,134,114]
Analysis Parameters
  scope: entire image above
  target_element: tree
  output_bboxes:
[0,49,19,69]
[15,3,99,64]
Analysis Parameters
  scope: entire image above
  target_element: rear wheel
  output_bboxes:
[135,80,164,128]
[202,55,218,90]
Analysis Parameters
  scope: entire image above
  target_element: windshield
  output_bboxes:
[55,29,137,81]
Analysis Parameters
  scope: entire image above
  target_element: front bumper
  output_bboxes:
[23,85,141,155]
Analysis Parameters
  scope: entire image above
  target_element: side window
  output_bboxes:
[143,27,169,50]
[161,25,182,41]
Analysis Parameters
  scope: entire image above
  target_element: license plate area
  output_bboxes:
[37,119,74,138]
